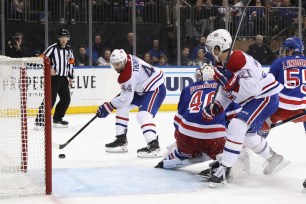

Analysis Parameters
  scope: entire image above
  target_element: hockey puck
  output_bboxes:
[59,154,66,159]
[303,179,306,188]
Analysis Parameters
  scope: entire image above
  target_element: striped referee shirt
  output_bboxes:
[41,42,75,79]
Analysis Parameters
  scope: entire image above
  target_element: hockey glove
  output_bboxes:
[97,102,115,118]
[213,66,239,92]
[202,101,224,122]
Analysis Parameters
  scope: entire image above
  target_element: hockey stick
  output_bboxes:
[52,114,98,149]
[210,0,251,108]
[271,109,306,129]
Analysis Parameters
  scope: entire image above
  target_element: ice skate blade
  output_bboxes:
[137,150,161,158]
[105,146,128,153]
[53,124,68,128]
[264,160,290,175]
[208,180,228,188]
[34,126,44,131]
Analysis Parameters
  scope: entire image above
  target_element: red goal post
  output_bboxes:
[0,56,52,197]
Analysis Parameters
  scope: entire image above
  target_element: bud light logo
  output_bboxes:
[165,76,194,92]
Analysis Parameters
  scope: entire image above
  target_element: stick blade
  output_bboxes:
[52,142,60,149]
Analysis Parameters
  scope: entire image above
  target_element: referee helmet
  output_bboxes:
[57,29,70,39]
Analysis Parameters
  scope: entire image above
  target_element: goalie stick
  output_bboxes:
[210,0,251,109]
[52,115,98,149]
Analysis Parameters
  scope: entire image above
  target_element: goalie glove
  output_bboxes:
[202,101,224,122]
[97,102,115,118]
[213,66,239,92]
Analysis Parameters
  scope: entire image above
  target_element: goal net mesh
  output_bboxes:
[0,56,50,197]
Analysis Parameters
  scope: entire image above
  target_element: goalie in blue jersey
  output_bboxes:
[155,63,241,169]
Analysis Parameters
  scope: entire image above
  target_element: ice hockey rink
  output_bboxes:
[3,111,306,204]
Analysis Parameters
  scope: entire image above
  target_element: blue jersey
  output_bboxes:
[174,80,241,139]
[269,55,306,110]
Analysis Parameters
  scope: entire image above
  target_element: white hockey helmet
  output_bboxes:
[110,49,127,72]
[195,63,214,81]
[205,29,232,59]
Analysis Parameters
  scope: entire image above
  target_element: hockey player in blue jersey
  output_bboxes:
[261,36,306,135]
[155,63,241,169]
[202,29,288,188]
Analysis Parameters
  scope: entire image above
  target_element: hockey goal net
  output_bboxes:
[0,56,52,197]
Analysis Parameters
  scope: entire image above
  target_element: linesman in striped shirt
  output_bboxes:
[35,29,75,128]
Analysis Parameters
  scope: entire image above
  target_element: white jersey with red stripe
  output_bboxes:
[110,54,164,108]
[216,50,283,107]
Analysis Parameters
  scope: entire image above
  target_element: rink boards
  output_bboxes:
[24,66,270,114]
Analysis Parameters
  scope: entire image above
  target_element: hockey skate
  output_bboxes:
[155,160,164,168]
[208,164,231,188]
[53,119,69,128]
[105,133,128,153]
[34,118,44,131]
[198,160,219,181]
[263,151,290,175]
[137,138,160,158]
[34,122,44,131]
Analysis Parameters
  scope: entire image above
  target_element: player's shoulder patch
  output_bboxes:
[118,55,132,84]
[227,50,246,73]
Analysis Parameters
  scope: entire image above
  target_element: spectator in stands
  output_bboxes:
[12,0,25,20]
[191,36,214,62]
[247,35,276,65]
[249,0,266,36]
[157,55,168,66]
[181,46,193,66]
[5,32,28,58]
[192,48,211,66]
[215,0,228,30]
[149,38,165,65]
[97,48,112,66]
[125,0,144,23]
[111,0,125,22]
[277,0,298,36]
[231,0,254,38]
[264,0,280,36]
[121,32,134,54]
[143,52,152,65]
[185,0,219,39]
[61,0,80,24]
[75,44,89,66]
[92,0,111,22]
[87,34,105,66]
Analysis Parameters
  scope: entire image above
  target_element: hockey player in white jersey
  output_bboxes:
[202,29,288,188]
[96,49,166,158]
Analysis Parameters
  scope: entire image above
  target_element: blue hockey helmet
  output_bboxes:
[280,36,304,55]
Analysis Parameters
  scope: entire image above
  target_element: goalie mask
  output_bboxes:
[205,29,232,61]
[195,63,214,82]
[110,49,128,73]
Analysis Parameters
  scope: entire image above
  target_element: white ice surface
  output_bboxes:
[2,112,306,204]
